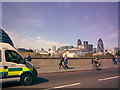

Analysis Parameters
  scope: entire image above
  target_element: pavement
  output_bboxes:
[36,63,119,74]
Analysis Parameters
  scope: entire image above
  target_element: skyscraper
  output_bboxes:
[77,39,82,46]
[97,38,104,53]
[88,44,93,52]
[114,47,120,53]
[83,41,88,50]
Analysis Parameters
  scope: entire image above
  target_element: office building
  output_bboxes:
[77,45,85,50]
[93,48,97,53]
[59,46,74,51]
[88,44,93,52]
[83,41,88,50]
[77,39,82,46]
[52,46,56,51]
[97,38,104,53]
[114,47,120,53]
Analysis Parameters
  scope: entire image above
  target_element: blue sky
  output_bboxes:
[2,2,118,50]
[0,1,1,28]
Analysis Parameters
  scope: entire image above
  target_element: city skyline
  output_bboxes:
[2,2,118,50]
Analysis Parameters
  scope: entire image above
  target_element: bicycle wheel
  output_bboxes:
[98,63,103,70]
[92,64,97,70]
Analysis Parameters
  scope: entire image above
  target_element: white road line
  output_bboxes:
[98,76,120,81]
[44,83,81,90]
[52,83,81,89]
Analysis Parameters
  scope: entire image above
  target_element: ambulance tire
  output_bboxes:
[20,73,33,86]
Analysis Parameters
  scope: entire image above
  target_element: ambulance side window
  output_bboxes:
[5,50,24,64]
[0,50,1,62]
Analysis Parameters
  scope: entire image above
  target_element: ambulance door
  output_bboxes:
[0,50,8,84]
[0,50,7,77]
[0,50,3,84]
[0,50,2,78]
[4,50,25,77]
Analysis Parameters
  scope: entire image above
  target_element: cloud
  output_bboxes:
[3,3,47,30]
[7,31,69,50]
[35,36,70,50]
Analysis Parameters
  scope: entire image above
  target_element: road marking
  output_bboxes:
[52,83,81,89]
[98,76,120,81]
[44,83,81,90]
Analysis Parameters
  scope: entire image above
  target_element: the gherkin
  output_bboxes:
[97,38,104,53]
[0,28,14,46]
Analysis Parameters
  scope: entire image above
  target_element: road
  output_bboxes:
[2,68,119,89]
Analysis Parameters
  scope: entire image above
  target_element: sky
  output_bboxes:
[1,1,118,50]
[0,1,1,28]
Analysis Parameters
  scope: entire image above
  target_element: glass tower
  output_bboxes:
[97,38,104,53]
[83,41,88,50]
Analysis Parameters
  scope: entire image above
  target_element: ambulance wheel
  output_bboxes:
[20,73,33,86]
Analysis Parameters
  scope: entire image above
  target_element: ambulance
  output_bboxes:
[0,29,38,86]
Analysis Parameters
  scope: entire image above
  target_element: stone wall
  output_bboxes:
[31,58,113,68]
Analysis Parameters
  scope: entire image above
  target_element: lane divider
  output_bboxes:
[44,76,119,90]
[44,83,81,90]
[98,76,120,81]
[52,83,81,89]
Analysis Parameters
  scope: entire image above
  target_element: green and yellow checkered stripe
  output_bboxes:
[0,67,33,77]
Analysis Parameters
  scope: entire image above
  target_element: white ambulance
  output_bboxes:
[0,29,38,86]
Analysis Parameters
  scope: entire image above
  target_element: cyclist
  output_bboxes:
[112,55,117,64]
[92,57,101,70]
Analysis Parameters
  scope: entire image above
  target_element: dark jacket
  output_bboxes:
[59,57,64,65]
[27,55,32,62]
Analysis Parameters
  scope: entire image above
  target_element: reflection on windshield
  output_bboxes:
[5,50,25,64]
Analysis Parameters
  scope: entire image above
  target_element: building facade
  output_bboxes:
[58,46,74,51]
[52,46,56,51]
[97,38,104,53]
[114,47,120,53]
[77,39,82,46]
[83,41,88,50]
[88,44,93,52]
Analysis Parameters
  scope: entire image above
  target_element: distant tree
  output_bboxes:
[105,53,113,57]
[48,53,51,57]
[115,51,120,56]
[92,53,113,58]
[85,52,93,57]
[48,48,51,51]
[28,49,33,52]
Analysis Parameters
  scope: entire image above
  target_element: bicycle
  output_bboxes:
[92,62,102,70]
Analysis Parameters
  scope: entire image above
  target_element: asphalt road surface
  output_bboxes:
[2,68,119,89]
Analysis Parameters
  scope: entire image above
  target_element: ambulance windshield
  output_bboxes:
[5,50,25,64]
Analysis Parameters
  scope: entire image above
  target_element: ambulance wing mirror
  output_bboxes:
[23,59,26,64]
